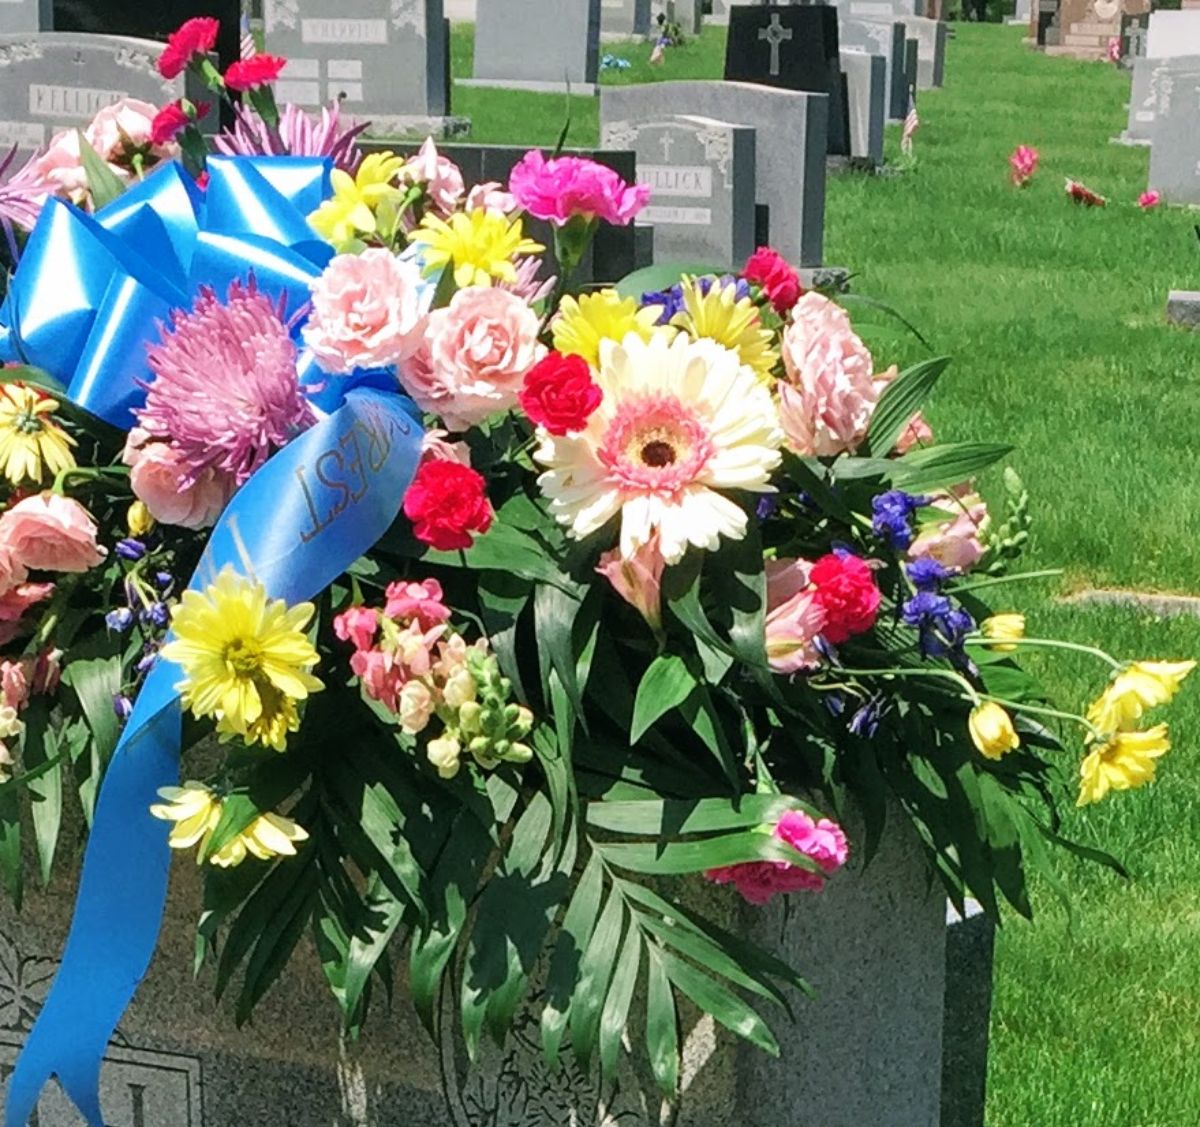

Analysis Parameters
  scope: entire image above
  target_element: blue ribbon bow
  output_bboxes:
[0,157,426,1126]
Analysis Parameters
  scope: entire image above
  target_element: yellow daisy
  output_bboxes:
[308,151,406,250]
[1086,659,1196,735]
[0,383,76,486]
[551,290,666,368]
[210,812,309,868]
[150,782,223,857]
[671,276,780,381]
[408,209,543,288]
[161,567,323,751]
[1078,725,1171,806]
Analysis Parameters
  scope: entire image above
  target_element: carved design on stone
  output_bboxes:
[0,40,43,68]
[264,0,300,34]
[697,126,733,186]
[391,0,424,34]
[601,121,639,151]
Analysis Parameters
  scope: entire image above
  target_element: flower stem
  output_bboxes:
[964,635,1121,669]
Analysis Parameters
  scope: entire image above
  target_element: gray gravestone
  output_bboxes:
[707,0,733,25]
[0,0,47,35]
[465,0,600,93]
[839,17,906,120]
[904,35,918,96]
[666,0,703,35]
[263,0,466,138]
[0,32,186,154]
[899,14,944,88]
[839,49,885,165]
[602,79,829,266]
[1119,54,1200,145]
[601,113,757,266]
[601,0,651,37]
[1147,61,1200,205]
[1146,9,1200,58]
[842,0,918,20]
[942,899,995,1127]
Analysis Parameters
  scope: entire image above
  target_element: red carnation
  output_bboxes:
[518,352,603,436]
[743,246,803,315]
[224,54,288,92]
[150,101,211,145]
[1064,178,1107,208]
[403,459,494,552]
[809,552,880,644]
[158,17,220,80]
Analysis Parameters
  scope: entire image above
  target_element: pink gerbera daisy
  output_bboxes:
[138,279,314,487]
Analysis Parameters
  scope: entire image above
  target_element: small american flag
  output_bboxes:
[900,86,919,156]
[240,13,258,60]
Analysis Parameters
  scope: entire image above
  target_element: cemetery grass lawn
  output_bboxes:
[448,20,1200,1126]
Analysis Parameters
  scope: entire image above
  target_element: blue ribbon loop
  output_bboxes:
[0,157,426,1126]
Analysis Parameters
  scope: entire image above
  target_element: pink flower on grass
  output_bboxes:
[402,287,545,430]
[122,428,233,530]
[0,494,106,573]
[1009,145,1039,188]
[304,249,427,374]
[1065,178,1107,207]
[404,137,465,216]
[778,292,879,457]
[764,558,828,674]
[706,810,849,905]
[1138,190,1161,210]
[509,150,650,227]
[596,534,666,629]
[139,279,313,488]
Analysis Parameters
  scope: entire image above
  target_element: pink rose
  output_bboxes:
[764,558,828,674]
[384,579,451,631]
[909,490,989,572]
[85,98,161,162]
[596,535,665,629]
[123,429,233,530]
[779,293,879,457]
[0,494,106,573]
[403,287,545,430]
[465,180,518,215]
[304,249,427,374]
[404,137,465,215]
[0,582,53,646]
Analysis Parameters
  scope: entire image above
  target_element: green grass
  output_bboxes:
[447,21,1200,1125]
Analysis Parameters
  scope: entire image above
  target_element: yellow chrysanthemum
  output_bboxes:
[408,209,543,288]
[1086,659,1196,735]
[1078,724,1171,806]
[0,383,76,486]
[161,567,323,751]
[210,812,309,868]
[150,782,223,856]
[308,151,406,250]
[551,290,665,368]
[671,277,779,381]
[980,613,1025,652]
[968,702,1019,760]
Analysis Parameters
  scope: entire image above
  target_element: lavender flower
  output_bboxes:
[105,608,134,633]
[112,694,133,722]
[212,102,366,174]
[116,538,147,561]
[871,490,926,550]
[906,557,952,591]
[0,145,49,233]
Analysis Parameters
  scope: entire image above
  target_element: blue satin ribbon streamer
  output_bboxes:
[0,158,427,1126]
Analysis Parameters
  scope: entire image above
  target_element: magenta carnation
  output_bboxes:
[508,150,650,228]
[138,279,314,488]
[705,810,849,905]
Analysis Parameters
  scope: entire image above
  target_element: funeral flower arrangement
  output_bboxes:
[0,18,1192,1118]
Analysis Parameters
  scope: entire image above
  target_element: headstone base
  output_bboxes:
[1167,290,1200,329]
[800,265,851,292]
[365,115,473,140]
[458,78,599,95]
[1110,133,1151,147]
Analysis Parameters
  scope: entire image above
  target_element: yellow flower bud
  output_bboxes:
[981,613,1025,652]
[427,734,462,779]
[127,500,155,537]
[969,702,1019,760]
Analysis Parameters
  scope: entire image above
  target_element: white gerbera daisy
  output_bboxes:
[533,332,783,564]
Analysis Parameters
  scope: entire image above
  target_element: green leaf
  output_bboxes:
[534,582,589,730]
[339,877,409,1030]
[0,782,20,907]
[586,794,798,836]
[631,655,697,744]
[77,130,127,209]
[889,443,1013,494]
[835,291,932,350]
[615,262,727,299]
[645,948,679,1097]
[597,829,814,876]
[62,655,122,823]
[599,926,641,1080]
[864,356,951,457]
[22,698,61,886]
[569,886,624,1066]
[658,948,779,1056]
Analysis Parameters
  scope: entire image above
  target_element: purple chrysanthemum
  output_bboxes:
[212,102,365,174]
[0,145,50,248]
[139,279,314,487]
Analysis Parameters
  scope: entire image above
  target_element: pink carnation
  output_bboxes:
[508,150,650,227]
[402,287,545,430]
[123,428,233,530]
[304,249,427,374]
[706,810,849,905]
[0,582,53,646]
[404,137,465,215]
[1009,144,1039,188]
[764,558,828,674]
[0,494,106,573]
[778,292,879,456]
[908,490,989,573]
[384,579,452,631]
[1138,190,1161,210]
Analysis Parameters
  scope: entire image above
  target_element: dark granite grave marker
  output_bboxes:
[53,0,242,68]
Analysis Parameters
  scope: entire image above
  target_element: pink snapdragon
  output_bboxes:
[384,579,453,631]
[706,810,849,905]
[508,150,650,227]
[764,558,828,674]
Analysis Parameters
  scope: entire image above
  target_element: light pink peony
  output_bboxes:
[909,490,989,572]
[86,98,162,161]
[0,582,53,646]
[764,558,828,674]
[403,287,545,430]
[706,810,849,905]
[0,494,106,573]
[508,150,650,227]
[123,429,233,530]
[404,137,465,215]
[596,535,666,629]
[465,180,518,215]
[304,249,427,374]
[779,292,879,457]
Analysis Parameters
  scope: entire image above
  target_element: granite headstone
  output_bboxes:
[1122,53,1200,145]
[602,79,829,266]
[942,899,996,1127]
[263,0,463,138]
[601,0,651,37]
[466,0,600,94]
[899,13,945,87]
[0,0,47,36]
[724,4,850,156]
[1147,61,1200,205]
[838,16,907,119]
[1146,9,1200,58]
[601,113,757,266]
[839,49,885,165]
[52,0,242,69]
